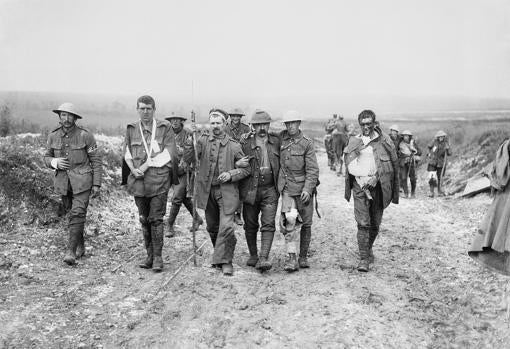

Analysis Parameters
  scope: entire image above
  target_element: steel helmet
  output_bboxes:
[165,112,187,121]
[52,102,82,119]
[435,130,447,138]
[401,130,413,136]
[282,110,302,123]
[250,109,272,124]
[389,124,399,132]
[229,107,245,116]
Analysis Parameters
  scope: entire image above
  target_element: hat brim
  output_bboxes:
[229,114,245,117]
[251,121,272,124]
[52,109,82,119]
[165,117,187,121]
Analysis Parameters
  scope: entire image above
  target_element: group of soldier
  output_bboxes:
[43,95,450,276]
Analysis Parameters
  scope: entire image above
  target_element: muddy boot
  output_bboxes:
[298,226,311,268]
[245,230,258,267]
[357,228,370,272]
[368,228,379,264]
[75,222,85,259]
[234,211,243,226]
[410,180,416,198]
[166,204,180,238]
[428,185,435,198]
[184,199,204,231]
[256,231,274,271]
[284,253,299,272]
[151,224,164,272]
[222,263,234,276]
[63,224,80,265]
[139,224,153,269]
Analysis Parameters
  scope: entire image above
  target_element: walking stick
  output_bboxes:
[190,109,199,266]
[440,153,448,194]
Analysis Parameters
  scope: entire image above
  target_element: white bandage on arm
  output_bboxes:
[149,149,171,167]
[50,158,59,169]
[124,147,133,161]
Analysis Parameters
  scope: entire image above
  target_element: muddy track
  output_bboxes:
[1,153,510,348]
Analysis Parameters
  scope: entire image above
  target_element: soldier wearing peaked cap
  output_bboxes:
[237,110,281,271]
[43,103,102,266]
[226,107,251,226]
[124,95,179,272]
[164,113,204,238]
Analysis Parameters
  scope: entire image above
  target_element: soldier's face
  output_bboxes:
[137,102,155,124]
[360,117,375,137]
[403,135,410,142]
[285,121,301,136]
[169,118,183,131]
[390,130,399,139]
[254,123,269,137]
[438,136,445,142]
[59,112,77,128]
[209,116,225,135]
[230,115,241,125]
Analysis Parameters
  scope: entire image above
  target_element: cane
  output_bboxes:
[439,153,448,194]
[190,110,199,266]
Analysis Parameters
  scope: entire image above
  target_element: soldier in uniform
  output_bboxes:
[278,111,319,272]
[398,130,421,198]
[426,130,451,197]
[331,117,349,176]
[238,110,280,271]
[344,110,399,272]
[164,113,203,237]
[324,114,337,170]
[226,107,251,226]
[184,108,250,276]
[44,103,102,265]
[389,124,401,149]
[124,95,179,272]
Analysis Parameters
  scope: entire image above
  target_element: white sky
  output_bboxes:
[1,0,509,111]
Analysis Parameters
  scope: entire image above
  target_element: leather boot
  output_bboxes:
[256,231,274,271]
[63,224,79,265]
[166,204,180,238]
[401,181,409,198]
[368,228,379,264]
[428,185,435,198]
[222,262,233,276]
[298,226,311,268]
[139,224,153,269]
[357,228,370,272]
[410,180,416,198]
[151,224,164,272]
[284,253,299,272]
[75,222,85,259]
[245,231,258,267]
[184,199,204,231]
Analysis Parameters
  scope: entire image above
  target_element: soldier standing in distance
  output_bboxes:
[278,110,319,272]
[226,107,251,226]
[389,124,401,150]
[44,103,102,265]
[124,95,179,272]
[344,110,399,272]
[331,116,349,176]
[427,130,451,197]
[164,113,203,237]
[398,130,421,198]
[238,110,280,271]
[184,108,250,276]
[324,114,337,171]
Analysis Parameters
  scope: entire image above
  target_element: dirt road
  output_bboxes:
[1,153,510,348]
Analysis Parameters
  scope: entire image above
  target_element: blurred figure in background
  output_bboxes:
[389,124,401,150]
[427,130,451,197]
[398,130,421,198]
[44,103,102,266]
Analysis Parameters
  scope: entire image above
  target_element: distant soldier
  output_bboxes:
[44,103,102,265]
[238,110,280,271]
[324,133,335,170]
[278,111,319,272]
[184,108,250,276]
[324,113,339,134]
[331,116,349,176]
[226,107,251,226]
[344,110,399,272]
[427,130,451,197]
[164,113,203,238]
[398,130,421,198]
[124,95,179,272]
[389,124,401,149]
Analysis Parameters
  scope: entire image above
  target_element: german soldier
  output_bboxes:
[184,108,250,276]
[278,111,319,272]
[238,110,280,271]
[44,103,102,265]
[398,130,421,198]
[124,95,179,272]
[426,130,451,197]
[344,110,399,272]
[164,113,203,237]
[226,107,251,226]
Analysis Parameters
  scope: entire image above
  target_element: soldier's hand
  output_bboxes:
[138,161,150,173]
[239,132,252,145]
[235,156,250,168]
[363,176,378,190]
[90,185,100,198]
[56,158,71,170]
[217,172,231,183]
[300,191,311,204]
[132,168,144,178]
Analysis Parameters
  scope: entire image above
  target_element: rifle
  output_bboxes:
[190,110,199,266]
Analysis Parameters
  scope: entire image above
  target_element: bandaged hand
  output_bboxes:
[55,158,70,170]
[362,176,378,190]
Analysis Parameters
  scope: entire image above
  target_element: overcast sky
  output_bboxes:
[1,0,509,112]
